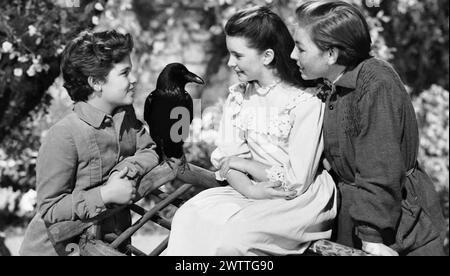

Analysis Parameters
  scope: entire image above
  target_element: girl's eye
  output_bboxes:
[230,52,242,59]
[295,44,304,53]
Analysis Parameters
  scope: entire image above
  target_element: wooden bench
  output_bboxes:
[0,233,11,256]
[47,161,370,256]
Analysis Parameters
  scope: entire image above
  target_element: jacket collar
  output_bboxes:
[334,58,370,89]
[74,102,127,129]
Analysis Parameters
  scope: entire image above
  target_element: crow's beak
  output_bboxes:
[185,71,205,85]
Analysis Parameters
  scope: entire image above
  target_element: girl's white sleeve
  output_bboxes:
[210,93,251,169]
[266,96,325,194]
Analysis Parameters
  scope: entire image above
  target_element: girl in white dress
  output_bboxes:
[166,6,337,256]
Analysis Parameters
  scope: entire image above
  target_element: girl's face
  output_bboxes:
[290,27,331,80]
[226,36,265,83]
[100,55,137,109]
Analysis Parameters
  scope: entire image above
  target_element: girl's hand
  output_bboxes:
[218,156,247,178]
[247,181,298,200]
[361,241,399,256]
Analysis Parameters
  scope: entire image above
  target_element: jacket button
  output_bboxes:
[329,105,334,110]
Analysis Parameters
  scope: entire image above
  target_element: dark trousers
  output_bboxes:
[331,182,446,256]
[331,183,362,250]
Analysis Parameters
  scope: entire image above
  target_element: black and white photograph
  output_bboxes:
[0,0,448,259]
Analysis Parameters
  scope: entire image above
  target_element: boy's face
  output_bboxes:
[291,26,330,80]
[226,36,265,83]
[100,55,137,109]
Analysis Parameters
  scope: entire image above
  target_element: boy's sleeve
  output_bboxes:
[37,125,107,223]
[110,112,160,181]
[352,81,404,244]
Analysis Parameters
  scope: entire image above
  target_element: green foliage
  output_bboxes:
[412,85,449,254]
[381,0,449,94]
[0,0,105,224]
[0,0,106,142]
[413,85,449,190]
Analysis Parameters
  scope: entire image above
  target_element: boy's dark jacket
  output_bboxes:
[324,58,446,256]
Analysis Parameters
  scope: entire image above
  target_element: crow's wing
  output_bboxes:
[143,92,153,126]
[145,91,176,142]
[187,93,194,124]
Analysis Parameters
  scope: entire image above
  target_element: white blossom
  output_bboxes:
[26,66,36,77]
[28,25,37,36]
[7,160,16,167]
[209,25,223,35]
[92,16,99,25]
[2,41,13,53]
[18,55,29,63]
[0,187,20,213]
[32,55,41,64]
[94,2,104,11]
[9,51,19,60]
[56,46,65,55]
[152,41,165,54]
[13,68,23,77]
[120,2,132,11]
[105,10,115,20]
[18,189,37,215]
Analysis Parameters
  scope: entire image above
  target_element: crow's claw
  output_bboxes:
[160,154,174,171]
[178,154,191,174]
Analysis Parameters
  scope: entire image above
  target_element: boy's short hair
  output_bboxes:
[296,1,372,69]
[61,30,134,102]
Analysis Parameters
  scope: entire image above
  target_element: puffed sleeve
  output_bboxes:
[351,81,404,244]
[266,94,325,195]
[210,84,252,169]
[37,124,106,223]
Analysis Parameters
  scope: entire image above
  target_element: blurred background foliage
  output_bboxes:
[0,0,448,255]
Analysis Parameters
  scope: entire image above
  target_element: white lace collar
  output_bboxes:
[254,80,282,96]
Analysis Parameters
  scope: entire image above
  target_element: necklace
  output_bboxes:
[255,79,282,96]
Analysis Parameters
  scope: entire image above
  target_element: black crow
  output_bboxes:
[144,63,205,172]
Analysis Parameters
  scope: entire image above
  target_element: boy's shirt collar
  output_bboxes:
[74,101,127,129]
[334,58,369,89]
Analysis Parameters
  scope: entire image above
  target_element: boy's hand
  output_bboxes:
[101,167,137,205]
[361,241,399,256]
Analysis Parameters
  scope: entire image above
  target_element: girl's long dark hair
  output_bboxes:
[225,6,314,88]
